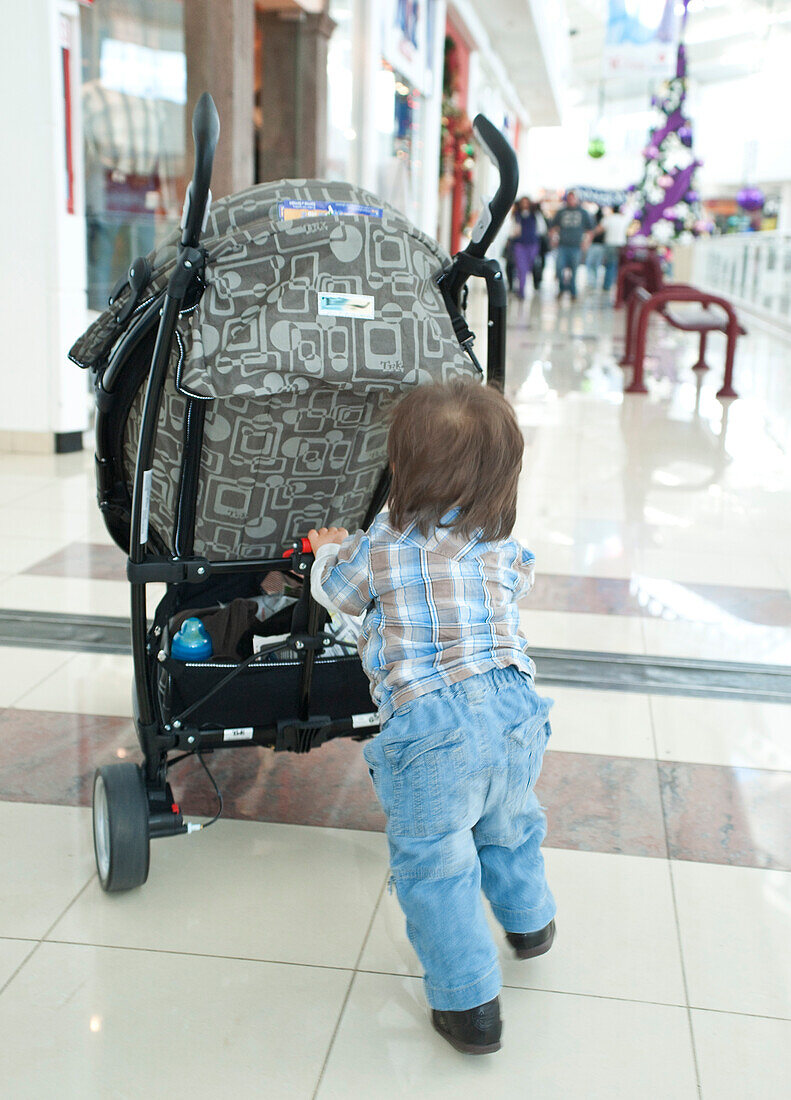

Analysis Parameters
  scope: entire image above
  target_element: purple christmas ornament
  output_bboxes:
[685,189,699,203]
[678,125,693,147]
[736,187,764,212]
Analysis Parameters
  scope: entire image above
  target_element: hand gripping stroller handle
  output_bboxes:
[181,92,221,248]
[464,115,519,260]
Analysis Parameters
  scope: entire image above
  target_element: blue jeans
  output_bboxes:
[603,244,622,291]
[363,666,555,1011]
[556,245,582,295]
[512,241,539,297]
[586,241,604,282]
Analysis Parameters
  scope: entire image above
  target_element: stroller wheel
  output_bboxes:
[92,764,151,893]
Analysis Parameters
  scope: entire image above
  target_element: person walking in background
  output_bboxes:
[585,205,606,289]
[550,190,593,300]
[503,203,518,293]
[510,196,541,300]
[531,201,549,290]
[601,203,631,293]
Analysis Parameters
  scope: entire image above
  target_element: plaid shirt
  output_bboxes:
[311,511,536,722]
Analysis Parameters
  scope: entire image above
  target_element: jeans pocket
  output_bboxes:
[504,708,552,813]
[383,730,471,838]
[363,737,395,818]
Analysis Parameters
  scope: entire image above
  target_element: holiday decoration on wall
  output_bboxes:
[440,35,476,224]
[588,136,606,159]
[628,0,704,243]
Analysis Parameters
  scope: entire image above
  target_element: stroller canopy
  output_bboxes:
[72,180,475,561]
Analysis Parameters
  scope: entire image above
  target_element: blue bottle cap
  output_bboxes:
[171,617,213,661]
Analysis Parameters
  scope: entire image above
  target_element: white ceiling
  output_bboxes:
[466,0,570,126]
[565,0,791,103]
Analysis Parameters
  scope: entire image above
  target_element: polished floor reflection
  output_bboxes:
[1,287,790,1096]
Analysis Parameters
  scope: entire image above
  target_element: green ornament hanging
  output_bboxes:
[588,136,605,159]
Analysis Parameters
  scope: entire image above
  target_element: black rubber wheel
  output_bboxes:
[92,764,151,892]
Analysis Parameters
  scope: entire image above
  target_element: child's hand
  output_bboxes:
[308,526,349,553]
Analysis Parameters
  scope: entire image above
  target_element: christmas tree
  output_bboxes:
[628,1,703,244]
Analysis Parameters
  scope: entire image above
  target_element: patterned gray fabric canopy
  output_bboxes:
[72,180,476,560]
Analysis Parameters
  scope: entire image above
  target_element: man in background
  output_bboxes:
[550,191,593,300]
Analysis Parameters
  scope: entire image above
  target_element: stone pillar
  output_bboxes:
[0,0,89,453]
[258,9,335,182]
[185,0,255,199]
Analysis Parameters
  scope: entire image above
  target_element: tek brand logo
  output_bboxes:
[372,358,403,374]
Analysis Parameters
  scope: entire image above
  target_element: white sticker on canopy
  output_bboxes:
[318,293,375,319]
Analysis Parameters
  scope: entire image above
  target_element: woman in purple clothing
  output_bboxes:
[510,196,541,300]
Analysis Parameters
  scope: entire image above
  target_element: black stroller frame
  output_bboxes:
[90,93,518,891]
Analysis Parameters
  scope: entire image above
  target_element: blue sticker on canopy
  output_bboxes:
[278,200,383,221]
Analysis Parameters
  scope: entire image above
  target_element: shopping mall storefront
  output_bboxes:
[79,0,186,310]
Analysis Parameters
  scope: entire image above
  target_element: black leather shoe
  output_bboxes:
[431,996,502,1055]
[506,919,556,959]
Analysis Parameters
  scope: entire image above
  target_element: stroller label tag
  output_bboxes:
[223,727,254,742]
[278,200,383,221]
[139,469,153,545]
[352,713,379,729]
[318,293,374,320]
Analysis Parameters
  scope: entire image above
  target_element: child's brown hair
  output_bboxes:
[387,380,523,541]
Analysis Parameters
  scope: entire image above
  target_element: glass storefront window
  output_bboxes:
[374,62,424,225]
[326,0,355,183]
[80,0,185,311]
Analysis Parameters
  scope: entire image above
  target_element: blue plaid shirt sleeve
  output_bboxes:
[512,542,536,599]
[311,530,374,616]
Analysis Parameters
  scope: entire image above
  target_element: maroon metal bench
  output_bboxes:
[619,284,746,398]
[614,251,664,309]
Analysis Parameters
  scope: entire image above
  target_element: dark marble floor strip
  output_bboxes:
[533,648,791,703]
[530,573,791,627]
[0,608,131,653]
[21,542,791,627]
[1,708,788,871]
[4,609,791,703]
[25,542,126,582]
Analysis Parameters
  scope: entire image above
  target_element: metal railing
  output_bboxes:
[691,231,791,329]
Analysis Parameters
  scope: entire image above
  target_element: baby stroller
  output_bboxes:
[70,93,518,892]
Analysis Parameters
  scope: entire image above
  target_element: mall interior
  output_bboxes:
[0,0,790,1095]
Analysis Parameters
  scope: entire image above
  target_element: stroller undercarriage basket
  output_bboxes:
[72,93,518,892]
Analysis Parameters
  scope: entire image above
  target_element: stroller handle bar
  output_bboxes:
[181,92,221,248]
[465,114,519,259]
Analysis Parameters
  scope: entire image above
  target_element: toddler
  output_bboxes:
[308,379,555,1055]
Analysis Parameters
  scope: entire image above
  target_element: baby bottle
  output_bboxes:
[170,617,213,661]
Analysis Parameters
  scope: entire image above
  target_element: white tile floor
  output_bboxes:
[2,802,789,1098]
[0,646,75,708]
[14,652,135,716]
[649,695,791,770]
[542,686,657,758]
[1,293,791,1095]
